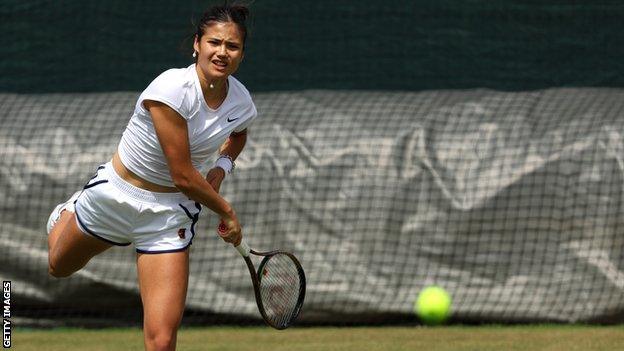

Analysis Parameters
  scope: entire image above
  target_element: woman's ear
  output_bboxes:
[193,34,200,54]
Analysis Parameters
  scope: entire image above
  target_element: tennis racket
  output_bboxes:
[219,223,306,330]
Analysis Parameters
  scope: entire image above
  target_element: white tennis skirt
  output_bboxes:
[74,162,202,253]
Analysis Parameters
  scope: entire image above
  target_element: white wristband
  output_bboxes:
[214,155,234,174]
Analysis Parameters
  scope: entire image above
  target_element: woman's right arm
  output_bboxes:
[144,100,242,245]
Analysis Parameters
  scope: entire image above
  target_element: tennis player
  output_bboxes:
[46,4,255,351]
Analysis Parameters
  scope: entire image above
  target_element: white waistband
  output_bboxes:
[103,162,186,204]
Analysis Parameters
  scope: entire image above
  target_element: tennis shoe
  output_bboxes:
[46,191,81,235]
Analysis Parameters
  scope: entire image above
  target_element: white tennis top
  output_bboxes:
[117,64,257,187]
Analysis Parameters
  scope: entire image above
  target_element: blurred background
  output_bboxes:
[4,1,623,92]
[1,0,624,327]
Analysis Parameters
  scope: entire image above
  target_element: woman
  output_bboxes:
[46,4,255,351]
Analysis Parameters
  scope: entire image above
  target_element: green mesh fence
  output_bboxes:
[2,88,624,326]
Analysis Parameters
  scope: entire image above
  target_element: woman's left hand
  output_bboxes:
[206,167,226,193]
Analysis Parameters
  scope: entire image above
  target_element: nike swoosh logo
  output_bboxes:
[227,116,239,122]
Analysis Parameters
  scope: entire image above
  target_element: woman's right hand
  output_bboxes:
[217,216,242,247]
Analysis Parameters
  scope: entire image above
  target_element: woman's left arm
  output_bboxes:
[206,129,248,192]
[220,128,248,161]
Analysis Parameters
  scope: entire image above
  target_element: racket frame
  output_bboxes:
[237,241,306,330]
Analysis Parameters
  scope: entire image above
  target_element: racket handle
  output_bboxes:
[219,221,250,256]
[235,239,251,257]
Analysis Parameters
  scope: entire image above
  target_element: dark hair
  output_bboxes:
[196,3,250,47]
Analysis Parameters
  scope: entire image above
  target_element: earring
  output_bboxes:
[192,51,197,58]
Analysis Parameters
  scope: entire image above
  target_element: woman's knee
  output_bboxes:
[144,326,178,351]
[47,216,112,278]
[48,255,75,278]
[48,267,73,278]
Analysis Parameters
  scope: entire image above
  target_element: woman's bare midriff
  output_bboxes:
[112,153,180,193]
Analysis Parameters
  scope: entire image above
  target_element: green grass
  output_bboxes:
[14,325,624,351]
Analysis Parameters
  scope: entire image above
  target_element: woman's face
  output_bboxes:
[194,21,244,80]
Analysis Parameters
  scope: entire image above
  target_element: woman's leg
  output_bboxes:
[137,250,189,351]
[48,210,113,277]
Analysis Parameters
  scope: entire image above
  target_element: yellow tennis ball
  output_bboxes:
[414,286,451,325]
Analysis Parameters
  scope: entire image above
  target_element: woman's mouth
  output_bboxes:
[212,60,227,69]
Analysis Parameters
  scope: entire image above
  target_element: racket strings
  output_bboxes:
[259,254,302,327]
